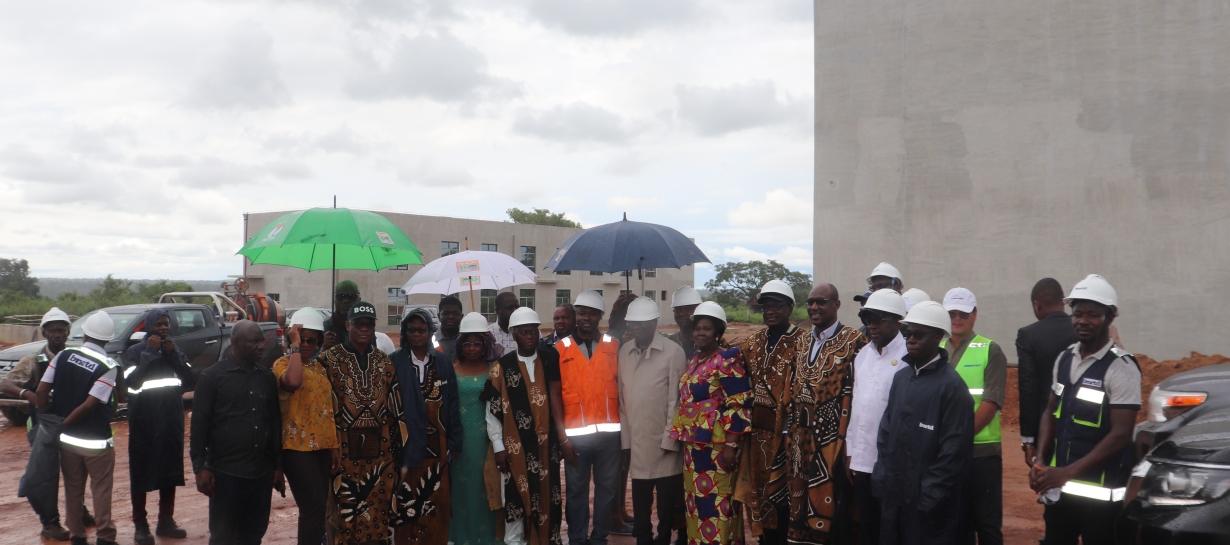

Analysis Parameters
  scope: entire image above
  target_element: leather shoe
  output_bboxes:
[156,519,189,539]
[40,521,70,541]
[611,522,635,536]
[81,509,96,528]
[134,524,155,545]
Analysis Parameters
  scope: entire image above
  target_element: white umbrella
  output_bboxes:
[402,250,537,307]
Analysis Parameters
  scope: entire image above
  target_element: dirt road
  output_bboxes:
[0,349,1221,544]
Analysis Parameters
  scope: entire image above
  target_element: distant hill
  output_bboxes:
[36,278,227,299]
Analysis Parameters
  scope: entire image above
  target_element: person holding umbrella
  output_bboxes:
[123,309,196,544]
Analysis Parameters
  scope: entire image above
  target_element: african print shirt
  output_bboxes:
[669,346,752,445]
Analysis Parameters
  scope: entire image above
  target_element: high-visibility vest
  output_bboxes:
[555,334,621,436]
[944,335,1001,445]
[51,347,117,445]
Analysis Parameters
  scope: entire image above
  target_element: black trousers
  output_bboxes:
[631,475,684,545]
[968,455,1003,545]
[880,501,963,545]
[758,504,790,545]
[283,450,332,545]
[131,486,176,526]
[853,471,880,545]
[1042,494,1123,545]
[209,470,273,545]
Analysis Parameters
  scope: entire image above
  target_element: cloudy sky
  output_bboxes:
[0,0,814,286]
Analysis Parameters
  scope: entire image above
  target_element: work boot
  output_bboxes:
[70,537,88,545]
[81,507,96,528]
[40,521,71,541]
[97,539,119,545]
[155,518,188,539]
[133,524,155,545]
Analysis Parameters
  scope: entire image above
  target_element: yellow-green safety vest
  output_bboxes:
[942,335,1000,444]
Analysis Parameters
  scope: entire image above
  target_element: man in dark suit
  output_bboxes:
[1015,278,1078,468]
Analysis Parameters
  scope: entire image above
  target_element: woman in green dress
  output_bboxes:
[450,313,502,545]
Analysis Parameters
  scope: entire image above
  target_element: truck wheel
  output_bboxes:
[1,407,29,428]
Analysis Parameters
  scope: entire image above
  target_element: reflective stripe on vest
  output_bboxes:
[944,335,1000,445]
[555,334,620,433]
[60,433,114,450]
[1061,481,1127,502]
[127,377,183,395]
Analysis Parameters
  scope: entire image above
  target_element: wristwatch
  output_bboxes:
[288,345,301,354]
[1021,442,1036,452]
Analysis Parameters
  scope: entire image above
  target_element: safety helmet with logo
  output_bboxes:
[901,300,952,339]
[692,301,727,325]
[1064,274,1118,315]
[459,312,489,334]
[82,311,116,342]
[574,290,605,312]
[861,289,907,319]
[671,286,703,308]
[625,297,660,321]
[757,279,795,305]
[41,307,70,327]
[289,307,325,332]
[508,307,542,328]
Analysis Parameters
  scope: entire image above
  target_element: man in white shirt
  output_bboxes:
[845,289,908,545]
[489,292,525,356]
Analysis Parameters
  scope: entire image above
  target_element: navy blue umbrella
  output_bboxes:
[544,214,710,289]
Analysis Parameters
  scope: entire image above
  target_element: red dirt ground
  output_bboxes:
[0,343,1222,544]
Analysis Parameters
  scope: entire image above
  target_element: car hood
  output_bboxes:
[1149,406,1230,465]
[0,340,49,361]
[1157,363,1230,393]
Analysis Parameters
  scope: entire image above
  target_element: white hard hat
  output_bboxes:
[41,307,70,327]
[901,301,951,339]
[671,286,703,308]
[82,311,116,342]
[942,288,977,314]
[1064,274,1118,310]
[508,307,541,328]
[574,290,605,311]
[901,288,930,305]
[861,289,907,319]
[289,307,324,332]
[867,262,902,284]
[459,312,489,334]
[692,301,727,325]
[757,279,795,305]
[625,297,660,321]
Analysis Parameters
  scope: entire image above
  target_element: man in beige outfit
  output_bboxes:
[618,298,688,545]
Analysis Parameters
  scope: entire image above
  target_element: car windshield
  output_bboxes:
[69,311,142,341]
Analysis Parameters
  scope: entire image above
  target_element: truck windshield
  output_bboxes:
[69,312,142,341]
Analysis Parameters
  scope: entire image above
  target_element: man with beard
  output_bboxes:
[785,283,866,544]
[736,280,809,544]
[482,307,563,545]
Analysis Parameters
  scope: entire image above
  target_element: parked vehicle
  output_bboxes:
[1123,364,1230,543]
[0,302,281,426]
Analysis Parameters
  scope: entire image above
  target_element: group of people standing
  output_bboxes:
[4,263,1141,545]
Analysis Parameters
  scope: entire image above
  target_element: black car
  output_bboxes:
[1123,364,1230,543]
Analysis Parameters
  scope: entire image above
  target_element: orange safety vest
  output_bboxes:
[555,334,621,436]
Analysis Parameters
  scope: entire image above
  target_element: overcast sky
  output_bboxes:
[0,0,814,287]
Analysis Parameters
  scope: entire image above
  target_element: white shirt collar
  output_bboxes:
[812,321,840,344]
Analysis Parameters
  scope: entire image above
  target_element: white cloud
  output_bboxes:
[601,151,645,176]
[513,102,638,145]
[525,0,703,36]
[727,186,812,228]
[263,125,372,155]
[719,245,812,268]
[182,23,290,111]
[397,160,476,187]
[345,29,520,105]
[607,196,664,210]
[674,80,811,136]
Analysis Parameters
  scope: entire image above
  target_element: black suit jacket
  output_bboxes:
[1015,311,1078,439]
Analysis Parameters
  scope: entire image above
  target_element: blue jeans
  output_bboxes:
[565,431,621,545]
[209,470,273,545]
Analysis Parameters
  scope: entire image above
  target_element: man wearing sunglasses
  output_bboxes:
[739,280,808,544]
[873,301,974,545]
[845,288,909,544]
[322,280,361,351]
[852,262,904,307]
[941,288,1007,545]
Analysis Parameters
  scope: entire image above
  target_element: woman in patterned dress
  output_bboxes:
[449,313,503,545]
[669,303,752,545]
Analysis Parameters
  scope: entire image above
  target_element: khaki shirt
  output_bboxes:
[947,331,1007,457]
[618,333,687,479]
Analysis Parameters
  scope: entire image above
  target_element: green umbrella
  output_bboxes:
[238,207,423,271]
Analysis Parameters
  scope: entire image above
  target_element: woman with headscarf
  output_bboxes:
[273,308,340,545]
[669,303,752,545]
[122,308,196,544]
[389,308,463,545]
[450,312,503,545]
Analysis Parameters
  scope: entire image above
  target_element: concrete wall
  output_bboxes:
[0,325,42,346]
[813,1,1230,360]
[243,211,695,332]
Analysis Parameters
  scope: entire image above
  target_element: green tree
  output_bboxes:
[0,258,39,298]
[704,260,813,307]
[507,207,582,228]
